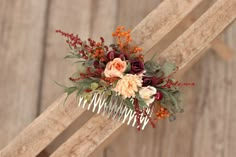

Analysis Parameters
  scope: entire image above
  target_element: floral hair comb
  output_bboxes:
[56,26,183,130]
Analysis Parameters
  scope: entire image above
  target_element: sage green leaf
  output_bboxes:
[155,80,168,87]
[64,54,81,59]
[79,78,94,87]
[72,60,86,64]
[125,62,131,73]
[124,98,134,109]
[135,93,148,109]
[85,59,94,66]
[144,61,161,75]
[161,62,176,77]
[64,86,77,95]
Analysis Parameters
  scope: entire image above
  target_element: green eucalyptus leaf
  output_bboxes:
[79,78,94,87]
[125,62,131,72]
[76,87,84,97]
[64,54,81,59]
[161,62,177,77]
[144,61,161,75]
[124,98,134,109]
[85,59,94,66]
[155,80,168,87]
[64,86,77,95]
[72,60,86,64]
[135,93,148,109]
[157,88,183,114]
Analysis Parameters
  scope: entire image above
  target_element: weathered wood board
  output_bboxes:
[0,0,236,157]
[0,0,47,149]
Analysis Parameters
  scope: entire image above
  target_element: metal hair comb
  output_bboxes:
[77,93,152,130]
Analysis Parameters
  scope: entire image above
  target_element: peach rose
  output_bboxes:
[104,58,127,78]
[139,86,157,105]
[113,74,142,98]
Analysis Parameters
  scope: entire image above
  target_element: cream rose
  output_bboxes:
[113,74,142,98]
[139,86,157,105]
[104,58,127,78]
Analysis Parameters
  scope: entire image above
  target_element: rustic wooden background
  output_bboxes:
[0,0,236,156]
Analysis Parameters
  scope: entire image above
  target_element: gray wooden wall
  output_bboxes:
[0,0,236,156]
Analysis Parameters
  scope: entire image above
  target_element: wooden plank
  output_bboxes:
[50,0,236,157]
[221,22,236,157]
[151,0,236,69]
[50,114,125,157]
[143,0,214,61]
[175,46,210,79]
[0,0,47,149]
[131,0,204,52]
[0,93,85,157]
[176,37,234,78]
[179,17,234,62]
[145,0,233,77]
[118,0,160,28]
[182,19,234,62]
[90,0,118,43]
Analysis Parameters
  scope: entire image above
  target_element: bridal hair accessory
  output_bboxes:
[56,26,183,130]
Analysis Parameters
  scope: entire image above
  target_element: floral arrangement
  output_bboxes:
[56,26,183,130]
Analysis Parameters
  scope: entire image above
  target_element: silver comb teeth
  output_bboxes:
[77,92,152,130]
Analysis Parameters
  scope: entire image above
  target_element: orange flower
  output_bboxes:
[154,106,169,119]
[133,47,142,53]
[112,26,132,49]
[93,48,105,59]
[104,58,127,78]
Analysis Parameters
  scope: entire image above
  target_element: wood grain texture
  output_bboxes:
[0,93,86,157]
[145,0,233,78]
[118,0,160,28]
[223,23,236,157]
[152,0,236,69]
[1,0,236,157]
[183,18,234,62]
[50,114,124,157]
[0,0,47,149]
[131,0,204,52]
